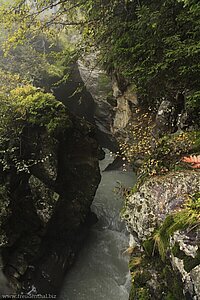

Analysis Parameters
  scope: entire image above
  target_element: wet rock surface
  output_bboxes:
[0,104,101,296]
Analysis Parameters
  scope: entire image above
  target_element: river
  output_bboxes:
[59,151,136,300]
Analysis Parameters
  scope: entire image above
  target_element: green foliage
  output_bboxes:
[153,192,200,261]
[162,265,185,300]
[142,239,155,257]
[0,30,76,90]
[0,77,71,174]
[96,1,199,125]
[129,251,185,300]
[129,286,150,300]
[10,85,71,134]
[187,92,200,110]
[1,0,200,115]
[0,68,25,92]
[72,1,198,110]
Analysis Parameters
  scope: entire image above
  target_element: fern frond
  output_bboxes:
[182,155,200,168]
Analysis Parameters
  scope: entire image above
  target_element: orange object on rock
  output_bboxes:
[182,155,200,168]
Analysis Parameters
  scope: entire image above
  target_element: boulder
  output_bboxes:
[124,170,200,299]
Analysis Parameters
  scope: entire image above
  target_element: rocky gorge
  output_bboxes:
[1,0,200,298]
[108,79,200,299]
[77,59,200,299]
[0,55,200,300]
[58,61,200,300]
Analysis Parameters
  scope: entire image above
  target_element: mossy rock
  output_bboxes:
[129,248,185,300]
[162,265,185,300]
[129,285,150,300]
[97,73,112,92]
[153,194,200,261]
[134,270,152,286]
[10,85,72,136]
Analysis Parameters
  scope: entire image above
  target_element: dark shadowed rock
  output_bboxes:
[0,97,101,295]
[53,61,118,152]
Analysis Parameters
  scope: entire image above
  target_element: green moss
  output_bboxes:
[0,185,9,203]
[137,288,151,300]
[131,183,139,194]
[129,255,142,272]
[129,285,135,300]
[129,254,151,299]
[154,215,174,261]
[143,239,154,257]
[10,85,72,136]
[129,252,185,300]
[164,292,179,300]
[162,265,184,300]
[134,271,152,286]
[153,194,200,261]
[129,285,150,300]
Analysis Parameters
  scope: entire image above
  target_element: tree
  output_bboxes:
[1,0,200,119]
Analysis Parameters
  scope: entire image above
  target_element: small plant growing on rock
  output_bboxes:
[138,131,200,178]
[118,108,156,163]
[117,104,200,177]
[153,192,200,261]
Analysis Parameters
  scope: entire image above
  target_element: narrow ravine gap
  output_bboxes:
[59,150,136,300]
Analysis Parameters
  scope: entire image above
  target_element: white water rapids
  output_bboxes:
[59,151,136,300]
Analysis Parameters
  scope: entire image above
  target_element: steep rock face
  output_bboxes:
[78,58,119,152]
[124,170,200,299]
[112,81,138,134]
[53,60,118,152]
[53,62,96,124]
[0,94,101,295]
[55,59,138,156]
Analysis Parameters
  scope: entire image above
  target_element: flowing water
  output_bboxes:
[59,151,136,300]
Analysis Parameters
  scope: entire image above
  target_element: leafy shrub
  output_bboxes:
[139,131,200,177]
[0,82,71,174]
[118,104,200,176]
[118,108,156,163]
[10,85,71,135]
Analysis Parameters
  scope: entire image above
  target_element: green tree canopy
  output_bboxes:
[1,0,200,116]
